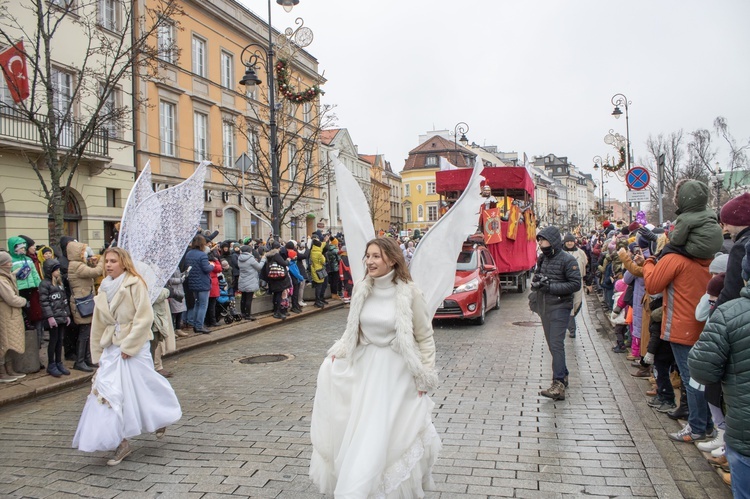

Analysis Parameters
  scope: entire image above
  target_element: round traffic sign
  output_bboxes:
[626,167,650,191]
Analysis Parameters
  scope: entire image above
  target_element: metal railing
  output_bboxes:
[0,106,109,157]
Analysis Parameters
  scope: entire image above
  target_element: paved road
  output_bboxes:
[0,291,731,498]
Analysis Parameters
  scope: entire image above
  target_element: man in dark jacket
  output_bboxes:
[688,237,750,498]
[714,193,750,310]
[531,226,581,401]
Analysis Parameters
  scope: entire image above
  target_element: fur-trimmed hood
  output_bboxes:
[327,275,439,391]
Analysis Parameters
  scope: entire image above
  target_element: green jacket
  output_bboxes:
[7,236,41,291]
[669,180,722,259]
[688,285,750,457]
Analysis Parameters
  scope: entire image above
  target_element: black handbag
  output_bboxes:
[315,268,328,280]
[75,292,95,317]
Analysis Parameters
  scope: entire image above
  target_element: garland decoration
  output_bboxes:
[275,59,324,104]
[603,146,626,172]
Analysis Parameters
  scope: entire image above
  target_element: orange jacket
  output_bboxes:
[643,253,711,346]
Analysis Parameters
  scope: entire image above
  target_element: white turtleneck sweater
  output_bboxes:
[359,270,398,347]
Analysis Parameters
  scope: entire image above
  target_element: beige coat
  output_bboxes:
[152,288,176,354]
[67,241,104,325]
[0,273,27,354]
[90,273,154,363]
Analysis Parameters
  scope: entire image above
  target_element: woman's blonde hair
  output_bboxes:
[103,247,146,285]
[364,237,412,283]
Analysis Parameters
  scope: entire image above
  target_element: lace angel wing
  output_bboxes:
[410,159,485,318]
[117,161,153,250]
[120,161,209,303]
[332,150,375,284]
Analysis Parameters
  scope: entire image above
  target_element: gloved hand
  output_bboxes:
[48,317,58,329]
[65,317,71,326]
[638,227,658,242]
[642,352,654,365]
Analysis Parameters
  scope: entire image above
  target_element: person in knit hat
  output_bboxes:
[714,192,750,310]
[668,180,723,259]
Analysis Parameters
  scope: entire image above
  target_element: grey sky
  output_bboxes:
[241,0,750,200]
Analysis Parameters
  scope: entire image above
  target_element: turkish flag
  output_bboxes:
[0,41,30,103]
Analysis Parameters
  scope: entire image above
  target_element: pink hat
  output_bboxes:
[615,279,627,293]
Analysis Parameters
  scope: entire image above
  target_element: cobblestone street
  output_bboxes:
[0,291,732,498]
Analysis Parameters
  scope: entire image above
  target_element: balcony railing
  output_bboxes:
[0,106,109,157]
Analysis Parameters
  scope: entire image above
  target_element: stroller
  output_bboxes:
[217,274,243,324]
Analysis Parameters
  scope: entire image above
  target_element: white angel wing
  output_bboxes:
[117,161,153,250]
[119,161,209,303]
[332,150,375,284]
[410,159,485,318]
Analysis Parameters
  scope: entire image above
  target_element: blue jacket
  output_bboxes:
[184,249,214,292]
[288,260,304,283]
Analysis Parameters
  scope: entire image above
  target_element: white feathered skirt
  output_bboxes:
[72,342,182,452]
[309,343,442,498]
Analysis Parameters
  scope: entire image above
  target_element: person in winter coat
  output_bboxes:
[562,233,587,338]
[295,240,310,306]
[286,243,304,314]
[183,235,214,334]
[262,241,291,319]
[530,226,581,401]
[165,270,189,336]
[38,258,72,377]
[715,193,750,310]
[8,236,42,330]
[640,240,714,442]
[310,238,328,308]
[206,254,222,327]
[339,246,353,303]
[667,180,723,260]
[237,245,264,320]
[0,251,27,382]
[151,287,177,378]
[688,238,750,498]
[67,241,104,372]
[325,244,341,298]
[230,245,241,293]
[610,279,629,352]
[36,246,54,278]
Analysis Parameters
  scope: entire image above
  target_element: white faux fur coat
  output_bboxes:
[327,276,439,391]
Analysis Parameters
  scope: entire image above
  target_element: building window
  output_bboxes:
[303,102,311,122]
[427,182,436,195]
[105,188,119,208]
[194,111,208,161]
[157,22,175,64]
[222,120,235,167]
[224,208,238,240]
[288,143,297,181]
[426,155,437,166]
[404,184,410,197]
[247,129,258,173]
[200,211,210,231]
[48,191,81,242]
[304,147,313,184]
[99,0,119,30]
[98,84,120,138]
[52,68,74,147]
[192,36,206,77]
[417,205,424,221]
[220,51,233,90]
[159,101,176,156]
[427,204,438,221]
[50,0,75,7]
[405,206,412,223]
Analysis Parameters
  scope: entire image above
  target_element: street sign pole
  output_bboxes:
[657,154,665,225]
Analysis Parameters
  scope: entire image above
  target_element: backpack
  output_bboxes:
[265,261,287,281]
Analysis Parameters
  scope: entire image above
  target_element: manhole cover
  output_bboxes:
[238,354,294,364]
[512,321,542,327]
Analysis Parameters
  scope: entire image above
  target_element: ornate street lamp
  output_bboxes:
[238,0,300,240]
[611,93,632,172]
[450,122,469,166]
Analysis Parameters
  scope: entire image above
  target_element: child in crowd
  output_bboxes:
[668,180,723,259]
[38,259,71,377]
[610,279,629,353]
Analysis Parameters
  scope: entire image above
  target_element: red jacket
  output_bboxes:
[643,252,711,346]
[209,260,222,298]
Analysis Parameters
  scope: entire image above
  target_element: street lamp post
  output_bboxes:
[592,155,609,221]
[713,165,724,210]
[611,93,632,173]
[451,122,469,166]
[239,0,299,240]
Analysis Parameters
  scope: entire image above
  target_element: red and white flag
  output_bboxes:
[0,41,30,103]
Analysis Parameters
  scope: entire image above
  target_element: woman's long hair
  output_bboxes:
[103,247,146,285]
[364,237,411,283]
[191,234,207,251]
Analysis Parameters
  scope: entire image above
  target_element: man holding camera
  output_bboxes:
[531,226,581,401]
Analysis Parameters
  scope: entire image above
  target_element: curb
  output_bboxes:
[0,301,346,410]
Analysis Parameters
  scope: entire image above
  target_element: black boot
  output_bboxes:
[668,391,689,420]
[74,327,93,372]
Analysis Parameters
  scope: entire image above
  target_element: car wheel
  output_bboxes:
[472,295,486,325]
[494,288,501,310]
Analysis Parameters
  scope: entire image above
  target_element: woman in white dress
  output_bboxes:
[73,247,182,466]
[310,237,442,498]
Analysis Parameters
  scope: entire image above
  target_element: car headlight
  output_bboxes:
[454,278,479,294]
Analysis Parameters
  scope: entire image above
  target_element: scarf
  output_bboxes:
[99,273,126,304]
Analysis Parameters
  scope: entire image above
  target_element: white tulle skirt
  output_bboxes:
[309,343,442,498]
[72,342,182,452]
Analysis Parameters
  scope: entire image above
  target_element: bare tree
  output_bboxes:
[217,98,337,232]
[645,130,684,220]
[0,0,182,246]
[714,116,750,198]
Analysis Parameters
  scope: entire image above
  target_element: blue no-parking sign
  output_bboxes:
[626,167,650,191]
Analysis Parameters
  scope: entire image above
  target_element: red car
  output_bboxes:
[434,241,501,325]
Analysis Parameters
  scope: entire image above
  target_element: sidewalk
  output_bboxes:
[0,300,345,409]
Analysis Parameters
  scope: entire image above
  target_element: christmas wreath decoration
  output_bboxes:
[275,59,324,104]
[603,146,626,172]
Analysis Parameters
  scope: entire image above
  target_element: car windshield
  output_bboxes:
[456,250,477,271]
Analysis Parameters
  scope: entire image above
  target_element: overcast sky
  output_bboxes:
[240,0,750,200]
